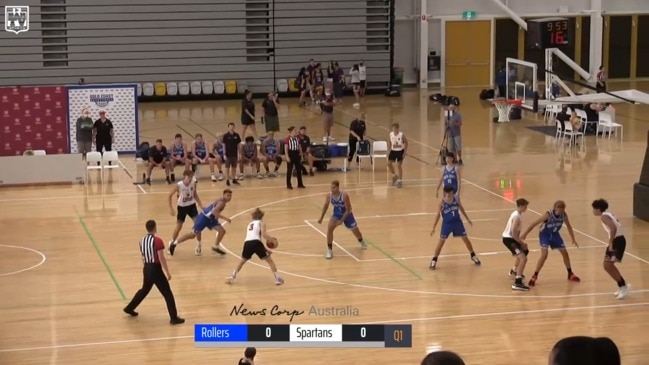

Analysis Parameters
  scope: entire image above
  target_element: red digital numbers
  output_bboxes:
[552,31,566,45]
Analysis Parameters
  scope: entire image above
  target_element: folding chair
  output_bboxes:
[102,151,120,181]
[371,141,389,172]
[86,151,103,183]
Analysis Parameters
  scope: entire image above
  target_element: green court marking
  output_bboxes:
[78,216,127,300]
[364,238,423,280]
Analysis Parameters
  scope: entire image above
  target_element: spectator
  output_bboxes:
[92,110,114,158]
[420,350,465,365]
[359,60,367,96]
[549,336,620,365]
[445,103,463,165]
[241,90,257,138]
[238,347,256,365]
[297,67,309,106]
[261,91,280,133]
[350,64,361,108]
[596,65,607,93]
[298,126,315,176]
[76,108,94,160]
[332,62,345,102]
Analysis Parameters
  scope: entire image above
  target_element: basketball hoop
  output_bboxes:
[493,99,522,123]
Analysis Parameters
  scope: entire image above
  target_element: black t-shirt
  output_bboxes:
[223,131,242,158]
[349,119,366,139]
[150,146,168,163]
[241,99,255,123]
[584,104,599,121]
[262,98,278,116]
[93,119,113,140]
[298,134,311,153]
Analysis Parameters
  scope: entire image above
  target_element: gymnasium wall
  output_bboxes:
[0,0,392,92]
[394,0,649,85]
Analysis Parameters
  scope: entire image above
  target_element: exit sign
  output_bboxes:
[462,11,477,19]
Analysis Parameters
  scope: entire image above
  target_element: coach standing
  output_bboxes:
[223,122,242,186]
[285,126,305,189]
[123,219,185,325]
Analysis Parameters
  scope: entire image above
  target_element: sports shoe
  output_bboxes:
[512,282,530,291]
[429,259,437,270]
[225,275,236,284]
[257,173,264,179]
[528,275,538,287]
[212,245,226,255]
[359,240,367,250]
[568,273,581,282]
[616,284,629,299]
[275,277,284,285]
[211,174,217,182]
[170,317,185,325]
[471,255,481,265]
[218,173,225,181]
[194,244,202,256]
[325,249,333,259]
[396,179,403,188]
[392,175,398,185]
[169,242,177,256]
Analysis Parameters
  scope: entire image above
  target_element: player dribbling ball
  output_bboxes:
[266,237,279,249]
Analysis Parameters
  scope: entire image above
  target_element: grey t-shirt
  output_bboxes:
[76,117,94,142]
[446,112,462,137]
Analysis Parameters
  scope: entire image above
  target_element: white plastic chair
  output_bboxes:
[276,79,288,93]
[214,81,225,94]
[202,81,214,94]
[598,113,623,141]
[562,121,584,147]
[371,141,389,172]
[166,82,178,96]
[142,83,154,96]
[555,121,564,139]
[190,81,202,95]
[178,82,190,96]
[544,103,561,123]
[102,151,120,176]
[86,151,103,183]
[237,81,248,93]
[33,150,46,156]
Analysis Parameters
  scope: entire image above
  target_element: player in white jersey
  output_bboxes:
[226,208,284,286]
[502,198,530,291]
[592,199,629,299]
[388,122,408,188]
[168,170,204,255]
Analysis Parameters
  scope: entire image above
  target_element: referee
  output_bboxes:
[123,219,185,325]
[284,126,305,189]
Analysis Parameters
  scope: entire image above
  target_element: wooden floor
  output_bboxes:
[1,82,649,364]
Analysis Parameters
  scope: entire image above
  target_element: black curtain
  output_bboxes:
[495,18,519,72]
[580,17,591,76]
[607,16,632,78]
[637,15,649,77]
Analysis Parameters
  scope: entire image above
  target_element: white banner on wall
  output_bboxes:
[67,84,139,153]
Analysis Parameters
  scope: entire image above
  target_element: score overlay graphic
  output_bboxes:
[195,324,412,348]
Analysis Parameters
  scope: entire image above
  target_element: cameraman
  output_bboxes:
[445,103,463,166]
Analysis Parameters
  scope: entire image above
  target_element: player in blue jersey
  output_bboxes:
[169,133,190,181]
[520,200,580,287]
[435,152,462,198]
[169,189,233,256]
[239,136,263,179]
[317,180,366,259]
[429,186,481,270]
[190,133,214,179]
[260,130,282,177]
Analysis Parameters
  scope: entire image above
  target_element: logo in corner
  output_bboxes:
[5,6,29,34]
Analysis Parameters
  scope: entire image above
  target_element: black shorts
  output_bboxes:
[605,236,626,263]
[503,237,524,256]
[388,150,404,162]
[224,155,238,168]
[177,204,198,223]
[241,239,269,260]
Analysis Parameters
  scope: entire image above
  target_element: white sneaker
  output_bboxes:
[429,259,437,270]
[225,275,236,284]
[325,249,333,259]
[359,240,367,250]
[218,173,225,181]
[195,244,202,256]
[211,175,217,181]
[257,173,264,179]
[616,285,629,299]
[275,277,284,285]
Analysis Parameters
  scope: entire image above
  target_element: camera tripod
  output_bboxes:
[437,127,452,166]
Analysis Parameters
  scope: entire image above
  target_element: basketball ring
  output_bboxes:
[493,99,522,123]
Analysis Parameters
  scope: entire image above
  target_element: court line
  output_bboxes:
[363,238,423,280]
[303,219,360,261]
[0,177,439,203]
[361,301,649,325]
[2,301,646,353]
[118,158,147,194]
[0,245,47,277]
[337,107,649,266]
[77,215,127,300]
[360,244,607,262]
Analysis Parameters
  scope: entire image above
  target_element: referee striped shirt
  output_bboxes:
[286,135,300,151]
[140,233,164,264]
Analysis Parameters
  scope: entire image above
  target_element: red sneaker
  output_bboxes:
[568,273,581,282]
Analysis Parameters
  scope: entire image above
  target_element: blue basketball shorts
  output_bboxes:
[440,221,466,239]
[192,214,220,234]
[333,213,358,229]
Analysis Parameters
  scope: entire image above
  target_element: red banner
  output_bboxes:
[0,86,69,156]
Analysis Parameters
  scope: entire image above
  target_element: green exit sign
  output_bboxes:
[462,11,477,19]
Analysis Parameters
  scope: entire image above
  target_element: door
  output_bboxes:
[444,20,492,87]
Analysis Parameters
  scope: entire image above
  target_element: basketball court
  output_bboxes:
[1,84,648,364]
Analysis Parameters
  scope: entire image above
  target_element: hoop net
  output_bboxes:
[493,99,522,121]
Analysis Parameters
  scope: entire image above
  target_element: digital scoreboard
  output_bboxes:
[195,324,412,348]
[526,17,570,49]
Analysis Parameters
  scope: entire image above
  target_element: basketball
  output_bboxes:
[267,237,279,249]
